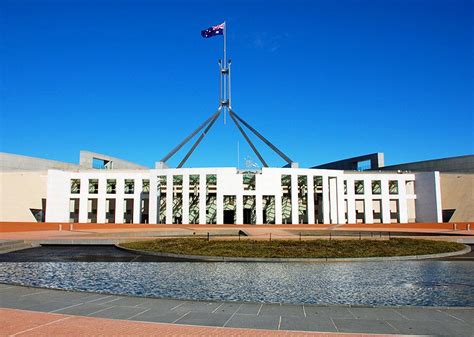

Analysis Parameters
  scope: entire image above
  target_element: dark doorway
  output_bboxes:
[224,210,235,224]
[243,209,252,224]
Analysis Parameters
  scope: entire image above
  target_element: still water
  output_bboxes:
[0,261,473,307]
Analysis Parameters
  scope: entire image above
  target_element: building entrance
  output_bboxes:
[224,210,235,224]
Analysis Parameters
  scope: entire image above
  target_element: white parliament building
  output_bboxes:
[42,161,442,225]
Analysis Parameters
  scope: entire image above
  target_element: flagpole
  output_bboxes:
[223,20,227,124]
[224,20,227,66]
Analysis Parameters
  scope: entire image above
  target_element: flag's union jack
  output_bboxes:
[201,22,225,38]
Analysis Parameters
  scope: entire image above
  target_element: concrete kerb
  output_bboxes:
[115,243,471,263]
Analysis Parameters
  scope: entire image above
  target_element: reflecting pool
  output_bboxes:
[0,261,473,307]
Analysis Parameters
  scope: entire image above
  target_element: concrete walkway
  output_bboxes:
[1,284,472,336]
[0,308,392,337]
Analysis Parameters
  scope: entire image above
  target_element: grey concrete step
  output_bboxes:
[0,240,24,247]
[0,241,33,254]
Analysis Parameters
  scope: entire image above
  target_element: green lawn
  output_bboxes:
[120,238,465,259]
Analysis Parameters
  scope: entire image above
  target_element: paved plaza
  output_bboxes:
[1,223,473,335]
[0,284,473,336]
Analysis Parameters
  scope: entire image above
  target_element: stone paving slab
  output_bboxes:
[224,313,281,330]
[279,316,338,332]
[236,303,263,315]
[0,308,396,336]
[332,319,398,334]
[175,311,234,327]
[259,303,306,317]
[1,284,473,336]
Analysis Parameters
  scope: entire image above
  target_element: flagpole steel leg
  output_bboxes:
[229,60,232,108]
[229,110,268,167]
[178,109,222,168]
[230,109,293,165]
[160,109,221,163]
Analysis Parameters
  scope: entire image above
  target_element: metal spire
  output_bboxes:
[159,22,295,168]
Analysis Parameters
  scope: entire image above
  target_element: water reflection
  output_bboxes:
[0,261,473,307]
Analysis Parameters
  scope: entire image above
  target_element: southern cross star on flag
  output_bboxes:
[201,22,225,38]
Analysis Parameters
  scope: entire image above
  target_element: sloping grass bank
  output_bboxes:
[120,238,465,259]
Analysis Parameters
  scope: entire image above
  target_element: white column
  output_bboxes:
[256,194,263,224]
[275,193,282,224]
[363,179,373,224]
[149,175,157,224]
[329,177,338,224]
[291,174,299,224]
[347,179,356,224]
[398,179,408,223]
[236,194,243,224]
[78,178,88,223]
[217,193,224,225]
[115,178,124,224]
[322,176,330,224]
[182,175,190,225]
[307,175,315,224]
[381,178,391,224]
[133,178,142,224]
[166,175,173,224]
[97,177,106,224]
[199,174,206,224]
[336,176,345,224]
[434,172,443,223]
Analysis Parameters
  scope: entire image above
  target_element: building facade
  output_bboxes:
[45,167,442,225]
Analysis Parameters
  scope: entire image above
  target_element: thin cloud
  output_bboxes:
[250,32,289,53]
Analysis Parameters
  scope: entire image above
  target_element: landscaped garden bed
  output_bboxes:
[120,238,466,259]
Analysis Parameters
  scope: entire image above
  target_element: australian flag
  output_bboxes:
[201,22,225,38]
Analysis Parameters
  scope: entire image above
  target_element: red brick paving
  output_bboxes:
[0,308,396,337]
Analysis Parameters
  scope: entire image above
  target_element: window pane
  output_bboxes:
[89,179,98,194]
[125,179,134,194]
[372,180,381,194]
[389,180,398,194]
[142,179,150,193]
[355,180,364,194]
[71,179,80,194]
[107,179,116,194]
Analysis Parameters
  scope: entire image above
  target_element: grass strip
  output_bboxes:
[120,238,465,259]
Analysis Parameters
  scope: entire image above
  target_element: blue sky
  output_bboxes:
[1,0,472,168]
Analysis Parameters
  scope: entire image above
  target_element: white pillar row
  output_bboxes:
[329,177,338,224]
[199,174,206,225]
[336,176,345,224]
[381,178,391,224]
[216,193,224,225]
[97,177,106,224]
[78,178,88,223]
[307,175,315,225]
[322,176,330,224]
[133,178,142,224]
[149,175,157,224]
[115,179,124,224]
[291,174,299,225]
[256,194,263,225]
[363,179,374,224]
[236,194,243,224]
[275,193,282,224]
[182,175,190,225]
[364,199,374,224]
[166,175,173,224]
[346,179,356,224]
[398,179,408,223]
